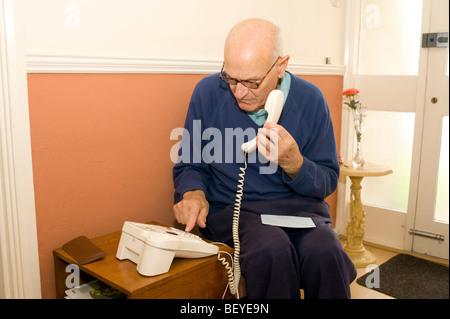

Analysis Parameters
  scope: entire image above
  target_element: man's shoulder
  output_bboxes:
[289,72,323,96]
[195,73,222,90]
[191,73,231,105]
[286,73,326,111]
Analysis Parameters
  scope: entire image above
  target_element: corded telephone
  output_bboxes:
[116,222,219,276]
[226,89,285,297]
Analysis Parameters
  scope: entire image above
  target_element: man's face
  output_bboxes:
[223,56,281,112]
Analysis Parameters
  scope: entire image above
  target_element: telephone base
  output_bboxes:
[116,222,218,276]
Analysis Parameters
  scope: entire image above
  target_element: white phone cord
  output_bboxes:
[217,153,247,298]
[233,153,247,296]
[217,250,236,299]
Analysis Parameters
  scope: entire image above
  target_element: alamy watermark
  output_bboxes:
[364,264,380,289]
[65,264,80,289]
[169,120,279,175]
[65,4,80,29]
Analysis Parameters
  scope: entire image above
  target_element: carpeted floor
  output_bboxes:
[357,254,449,299]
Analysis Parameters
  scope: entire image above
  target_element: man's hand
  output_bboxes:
[173,189,209,232]
[257,122,304,179]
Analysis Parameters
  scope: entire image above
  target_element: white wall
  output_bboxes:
[23,0,346,70]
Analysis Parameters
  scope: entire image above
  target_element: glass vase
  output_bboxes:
[352,138,365,167]
[352,124,365,167]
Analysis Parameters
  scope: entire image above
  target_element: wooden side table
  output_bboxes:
[340,161,393,268]
[53,222,234,299]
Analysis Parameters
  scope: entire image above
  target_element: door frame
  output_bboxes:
[405,0,449,259]
[0,0,42,298]
[403,0,431,253]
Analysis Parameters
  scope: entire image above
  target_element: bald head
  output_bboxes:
[222,19,289,112]
[224,19,282,71]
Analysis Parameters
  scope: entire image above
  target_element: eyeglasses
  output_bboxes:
[219,56,281,89]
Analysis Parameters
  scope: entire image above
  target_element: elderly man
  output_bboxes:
[173,19,356,299]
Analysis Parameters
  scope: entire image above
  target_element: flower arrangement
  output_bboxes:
[343,88,367,167]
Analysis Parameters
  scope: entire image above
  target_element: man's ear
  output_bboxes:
[277,55,290,78]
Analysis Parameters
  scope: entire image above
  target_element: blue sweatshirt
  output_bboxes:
[173,71,339,213]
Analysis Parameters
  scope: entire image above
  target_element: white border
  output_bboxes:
[26,53,346,75]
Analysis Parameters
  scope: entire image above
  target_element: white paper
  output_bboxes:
[65,280,101,299]
[261,214,316,228]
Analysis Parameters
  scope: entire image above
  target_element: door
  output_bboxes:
[340,0,449,259]
[410,0,449,260]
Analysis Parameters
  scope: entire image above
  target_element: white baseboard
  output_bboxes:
[26,53,346,75]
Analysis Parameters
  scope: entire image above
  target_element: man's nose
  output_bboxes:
[233,82,249,100]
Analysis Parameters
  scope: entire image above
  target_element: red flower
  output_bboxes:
[343,88,359,96]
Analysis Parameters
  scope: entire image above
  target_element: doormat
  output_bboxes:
[357,254,449,299]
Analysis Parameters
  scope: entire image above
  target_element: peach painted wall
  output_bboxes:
[301,75,344,223]
[27,73,342,298]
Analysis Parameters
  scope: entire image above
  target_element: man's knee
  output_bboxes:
[241,225,296,266]
[239,226,300,299]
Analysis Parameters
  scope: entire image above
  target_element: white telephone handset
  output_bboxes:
[241,89,284,153]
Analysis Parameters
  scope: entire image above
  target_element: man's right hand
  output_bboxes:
[173,189,209,232]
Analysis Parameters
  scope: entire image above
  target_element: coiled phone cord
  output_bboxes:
[232,153,247,296]
[217,153,247,298]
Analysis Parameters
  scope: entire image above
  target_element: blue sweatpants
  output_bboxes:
[200,198,357,299]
